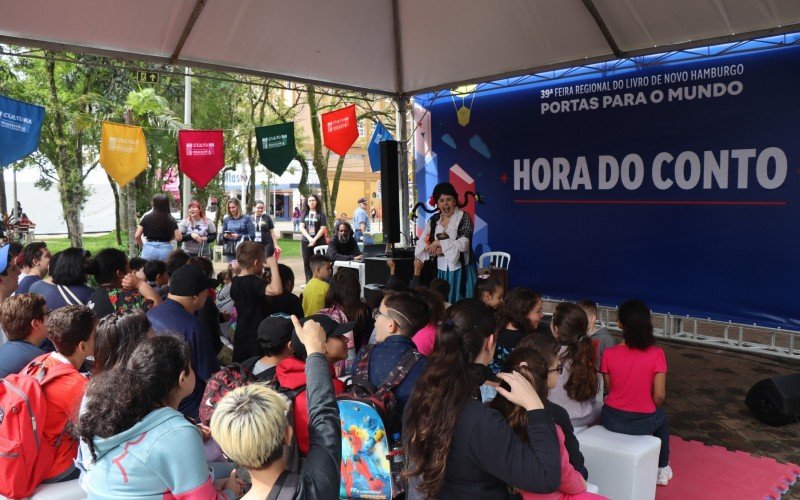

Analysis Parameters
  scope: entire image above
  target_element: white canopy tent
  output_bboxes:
[1,0,799,97]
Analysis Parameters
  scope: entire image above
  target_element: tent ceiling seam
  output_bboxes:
[170,0,208,63]
[580,0,622,57]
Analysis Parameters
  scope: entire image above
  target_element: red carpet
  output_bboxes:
[656,436,800,500]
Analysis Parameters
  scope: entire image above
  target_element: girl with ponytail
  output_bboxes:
[404,299,560,498]
[491,347,604,500]
[548,302,601,427]
[79,335,243,499]
[411,182,482,303]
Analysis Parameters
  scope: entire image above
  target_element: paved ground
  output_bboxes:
[215,256,800,497]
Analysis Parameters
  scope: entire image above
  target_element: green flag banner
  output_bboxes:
[255,122,297,176]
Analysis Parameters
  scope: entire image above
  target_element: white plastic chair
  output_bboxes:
[479,251,511,269]
[314,245,328,256]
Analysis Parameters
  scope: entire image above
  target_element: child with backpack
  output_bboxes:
[0,305,96,497]
[351,292,429,436]
[229,242,282,363]
[211,315,341,499]
[276,314,351,456]
[200,314,295,426]
[0,294,49,378]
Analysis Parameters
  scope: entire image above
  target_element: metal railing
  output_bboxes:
[542,298,800,360]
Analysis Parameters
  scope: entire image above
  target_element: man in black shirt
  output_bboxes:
[327,222,362,262]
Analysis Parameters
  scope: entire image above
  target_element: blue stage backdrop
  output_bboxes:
[413,42,800,330]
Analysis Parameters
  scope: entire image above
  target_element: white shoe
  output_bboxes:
[657,465,673,486]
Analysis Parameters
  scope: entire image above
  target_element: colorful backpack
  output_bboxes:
[0,359,75,498]
[337,345,422,499]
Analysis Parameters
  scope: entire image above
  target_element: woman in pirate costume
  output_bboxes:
[412,182,481,303]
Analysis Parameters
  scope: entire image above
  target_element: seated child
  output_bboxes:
[601,300,672,486]
[577,300,616,369]
[548,302,601,427]
[268,263,304,318]
[475,273,505,310]
[301,254,332,317]
[490,287,543,374]
[411,287,443,356]
[492,346,605,499]
[143,259,168,291]
[129,257,147,281]
[356,291,428,435]
[429,278,451,309]
[276,314,350,456]
[24,305,96,484]
[0,294,49,378]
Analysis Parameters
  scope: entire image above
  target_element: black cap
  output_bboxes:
[358,197,367,204]
[291,313,355,360]
[257,315,294,354]
[168,265,218,296]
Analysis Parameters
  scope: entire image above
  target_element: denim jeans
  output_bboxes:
[601,405,670,467]
[141,241,174,261]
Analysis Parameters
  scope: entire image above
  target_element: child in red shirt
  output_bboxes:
[23,305,96,484]
[600,300,672,486]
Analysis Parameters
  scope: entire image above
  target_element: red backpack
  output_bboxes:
[199,363,258,426]
[0,358,76,498]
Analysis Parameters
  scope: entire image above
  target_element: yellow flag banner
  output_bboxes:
[99,122,148,187]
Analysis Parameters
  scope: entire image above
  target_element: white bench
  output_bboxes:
[576,425,660,500]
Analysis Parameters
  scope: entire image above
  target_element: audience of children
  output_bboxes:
[211,315,340,499]
[0,229,682,498]
[301,254,331,316]
[601,299,672,486]
[548,302,602,427]
[492,345,604,499]
[229,241,282,362]
[404,298,561,497]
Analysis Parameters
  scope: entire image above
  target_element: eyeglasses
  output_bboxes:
[372,310,392,321]
[548,364,564,375]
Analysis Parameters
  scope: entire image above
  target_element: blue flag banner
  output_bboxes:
[367,121,394,172]
[414,41,800,330]
[0,95,45,167]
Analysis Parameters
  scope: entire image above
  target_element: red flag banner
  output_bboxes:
[321,104,358,156]
[178,130,224,188]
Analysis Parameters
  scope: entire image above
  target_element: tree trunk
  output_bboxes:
[123,109,137,256]
[45,55,84,248]
[107,174,122,245]
[0,171,7,216]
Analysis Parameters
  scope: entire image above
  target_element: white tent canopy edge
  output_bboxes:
[1,0,800,97]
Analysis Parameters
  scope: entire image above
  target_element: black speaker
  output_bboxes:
[380,140,400,243]
[745,373,800,426]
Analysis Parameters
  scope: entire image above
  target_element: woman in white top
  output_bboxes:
[413,182,479,303]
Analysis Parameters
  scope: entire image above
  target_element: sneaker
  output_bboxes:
[657,465,673,486]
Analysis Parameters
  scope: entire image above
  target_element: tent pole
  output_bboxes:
[396,97,409,246]
[182,67,192,217]
[11,169,17,221]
